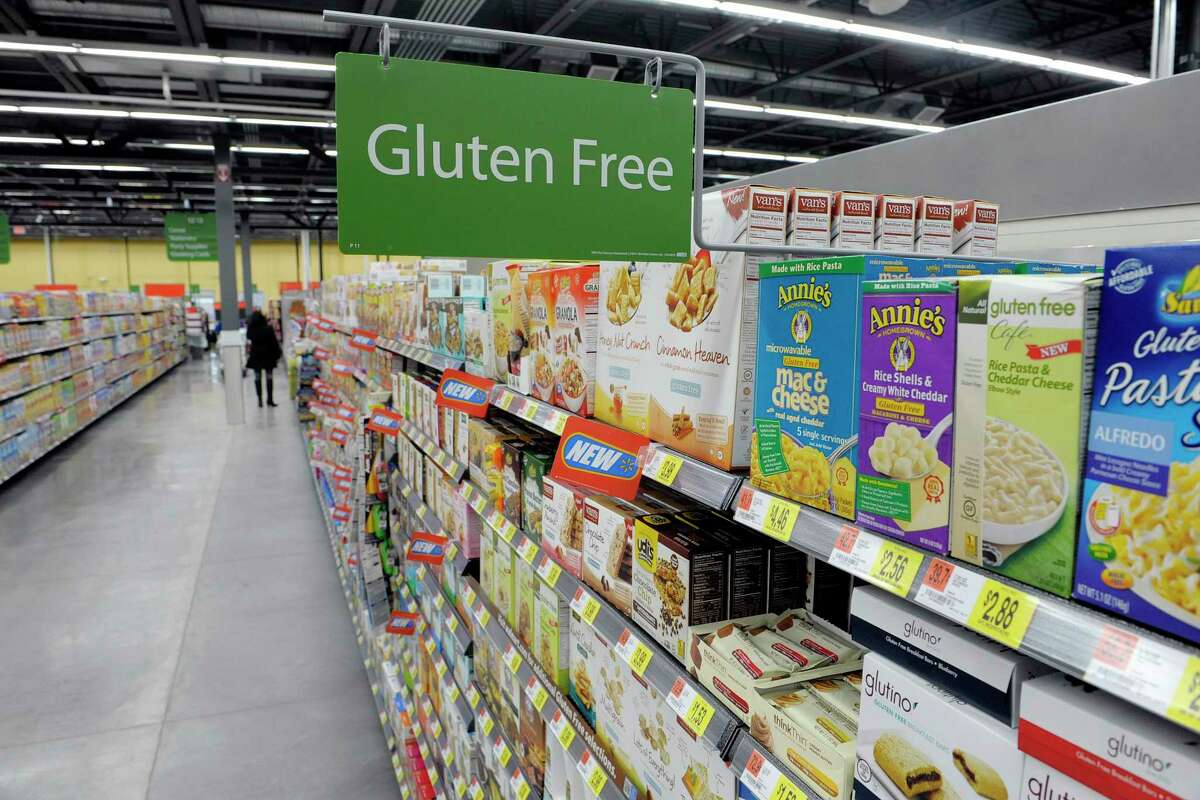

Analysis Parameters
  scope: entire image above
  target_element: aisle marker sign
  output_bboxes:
[551,416,649,501]
[386,610,420,635]
[436,369,494,417]
[164,212,218,261]
[335,53,693,260]
[407,531,449,565]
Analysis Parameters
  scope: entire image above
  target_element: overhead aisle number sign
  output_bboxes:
[0,212,9,264]
[164,213,218,261]
[335,54,694,260]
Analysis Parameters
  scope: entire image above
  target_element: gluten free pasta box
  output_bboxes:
[950,274,1100,597]
[1073,244,1200,643]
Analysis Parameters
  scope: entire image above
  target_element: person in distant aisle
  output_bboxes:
[246,310,282,407]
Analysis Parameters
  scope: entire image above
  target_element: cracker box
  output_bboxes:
[874,195,917,253]
[582,494,666,616]
[1018,672,1200,800]
[787,188,834,248]
[568,611,606,728]
[832,191,876,249]
[951,274,1099,597]
[915,197,954,255]
[1073,245,1200,643]
[540,474,592,578]
[953,199,1000,256]
[534,579,569,693]
[596,261,652,436]
[549,264,598,417]
[634,682,737,800]
[857,653,1024,800]
[857,279,957,553]
[515,552,537,648]
[753,256,866,520]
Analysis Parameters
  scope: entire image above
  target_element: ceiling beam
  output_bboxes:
[501,0,601,69]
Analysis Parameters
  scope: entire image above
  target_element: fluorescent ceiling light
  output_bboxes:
[0,40,76,54]
[324,149,337,157]
[78,47,221,64]
[153,142,214,151]
[235,117,332,129]
[66,138,104,146]
[234,145,309,155]
[37,163,151,172]
[843,23,955,50]
[1051,60,1149,84]
[131,111,230,123]
[705,147,818,163]
[21,105,129,118]
[657,0,721,8]
[954,42,1052,68]
[705,99,766,114]
[0,135,60,144]
[762,105,848,124]
[720,2,847,31]
[104,165,152,172]
[708,96,944,133]
[312,186,338,192]
[221,56,335,73]
[39,163,103,170]
[0,104,17,112]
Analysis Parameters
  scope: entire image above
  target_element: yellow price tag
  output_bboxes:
[538,558,562,588]
[628,642,653,676]
[587,765,608,795]
[557,722,576,751]
[769,774,805,800]
[762,497,799,542]
[448,685,460,703]
[497,392,514,411]
[505,646,523,674]
[518,538,539,564]
[652,453,683,486]
[967,578,1038,649]
[447,616,458,633]
[868,540,923,596]
[581,596,601,625]
[515,779,531,800]
[478,608,492,627]
[684,695,715,737]
[519,402,539,422]
[481,714,494,736]
[1168,656,1200,732]
[497,743,512,768]
[531,684,549,712]
[551,413,568,435]
[445,749,455,767]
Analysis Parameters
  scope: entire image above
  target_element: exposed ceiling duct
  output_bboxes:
[395,0,491,61]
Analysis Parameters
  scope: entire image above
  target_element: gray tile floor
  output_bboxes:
[0,357,398,799]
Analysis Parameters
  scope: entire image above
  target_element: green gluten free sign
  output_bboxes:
[335,54,694,261]
[164,213,218,261]
[0,212,9,264]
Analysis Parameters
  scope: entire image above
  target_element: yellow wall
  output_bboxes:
[0,236,407,300]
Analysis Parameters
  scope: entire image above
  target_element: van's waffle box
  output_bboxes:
[752,256,866,520]
[1073,244,1200,643]
[874,195,917,253]
[1018,672,1200,800]
[857,652,1024,800]
[832,191,876,249]
[787,188,834,248]
[951,274,1100,597]
[953,199,1000,256]
[857,279,957,553]
[915,197,954,255]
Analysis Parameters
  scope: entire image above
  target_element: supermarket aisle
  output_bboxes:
[0,359,397,799]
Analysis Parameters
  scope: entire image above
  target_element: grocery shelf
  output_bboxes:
[0,307,164,325]
[393,477,475,579]
[730,480,1200,733]
[489,385,571,435]
[726,728,825,800]
[0,352,114,404]
[397,418,468,481]
[410,561,475,654]
[2,326,166,364]
[375,335,465,372]
[641,443,744,511]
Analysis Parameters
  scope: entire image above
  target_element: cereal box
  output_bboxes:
[526,268,556,402]
[550,264,598,417]
[915,197,954,255]
[951,274,1100,597]
[1073,245,1200,643]
[488,261,513,378]
[753,256,866,520]
[857,279,957,553]
[596,261,652,436]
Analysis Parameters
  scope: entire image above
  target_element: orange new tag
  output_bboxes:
[436,369,494,418]
[550,417,649,501]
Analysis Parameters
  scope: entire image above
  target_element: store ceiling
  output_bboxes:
[0,0,1155,239]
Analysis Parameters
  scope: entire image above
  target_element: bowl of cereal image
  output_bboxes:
[558,356,587,413]
[981,417,1069,546]
[533,352,555,397]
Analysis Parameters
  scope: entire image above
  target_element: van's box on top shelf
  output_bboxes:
[915,197,954,255]
[832,191,876,249]
[952,199,1000,257]
[787,188,834,248]
[873,195,917,253]
[1073,244,1200,644]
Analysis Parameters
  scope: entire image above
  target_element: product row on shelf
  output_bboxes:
[296,291,1200,800]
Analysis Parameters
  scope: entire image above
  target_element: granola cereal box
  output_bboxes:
[550,264,598,417]
[1073,245,1200,643]
[525,268,556,402]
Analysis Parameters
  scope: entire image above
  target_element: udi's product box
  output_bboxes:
[857,279,957,553]
[951,274,1100,597]
[550,263,599,416]
[581,493,668,616]
[857,653,1025,800]
[1019,757,1107,800]
[953,199,1000,256]
[1073,245,1200,643]
[832,191,876,249]
[597,261,652,436]
[1018,673,1200,800]
[915,197,954,255]
[874,195,917,253]
[752,256,865,520]
[540,474,592,578]
[787,188,835,248]
[848,585,1052,726]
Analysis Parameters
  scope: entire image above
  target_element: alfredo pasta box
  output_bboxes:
[1073,244,1200,644]
[753,256,866,519]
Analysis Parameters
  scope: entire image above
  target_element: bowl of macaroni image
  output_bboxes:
[981,417,1069,546]
[751,430,836,511]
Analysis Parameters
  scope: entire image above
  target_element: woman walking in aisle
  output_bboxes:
[246,310,282,407]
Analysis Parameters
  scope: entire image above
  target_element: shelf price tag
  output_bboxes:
[478,707,495,736]
[434,594,445,611]
[525,677,550,712]
[446,542,458,563]
[493,737,512,768]
[734,487,799,542]
[967,578,1038,650]
[615,628,653,677]
[644,449,683,486]
[868,539,923,597]
[446,615,458,634]
[518,402,540,423]
[448,684,460,704]
[476,605,492,628]
[516,536,540,564]
[431,718,443,740]
[537,555,562,588]
[469,779,484,800]
[667,677,715,738]
[435,660,448,679]
[570,587,602,625]
[467,685,481,709]
[509,773,531,800]
[549,708,576,750]
[424,638,437,656]
[503,644,523,675]
[576,749,608,796]
[453,775,467,798]
[496,391,515,411]
[740,748,806,800]
[549,411,569,435]
[1168,656,1200,733]
[463,587,477,608]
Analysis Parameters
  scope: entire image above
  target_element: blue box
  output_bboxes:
[1073,244,1200,644]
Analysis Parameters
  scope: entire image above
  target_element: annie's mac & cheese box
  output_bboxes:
[1073,244,1200,643]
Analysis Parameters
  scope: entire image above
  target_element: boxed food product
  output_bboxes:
[752,256,865,519]
[767,543,807,614]
[849,585,1052,726]
[874,195,917,253]
[1019,757,1107,800]
[522,449,552,539]
[1018,672,1200,800]
[489,260,514,378]
[1014,261,1098,275]
[951,274,1100,597]
[468,418,519,505]
[832,191,876,249]
[506,262,547,394]
[495,538,516,628]
[568,611,605,726]
[550,264,599,416]
[442,296,466,360]
[515,553,537,648]
[464,304,493,379]
[1072,245,1200,642]
[857,652,1024,800]
[501,440,529,529]
[540,475,592,578]
[633,681,737,800]
[592,635,648,800]
[915,197,954,255]
[787,188,834,248]
[582,494,666,616]
[525,268,555,402]
[596,261,652,436]
[518,676,547,790]
[953,199,1000,256]
[857,279,957,553]
[749,681,857,800]
[678,509,770,619]
[534,579,569,692]
[632,512,728,662]
[455,410,470,468]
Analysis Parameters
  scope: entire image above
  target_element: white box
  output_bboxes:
[832,191,876,249]
[1020,756,1107,800]
[857,652,1024,800]
[915,196,954,255]
[953,199,1000,256]
[1018,672,1200,800]
[787,188,834,248]
[849,585,1053,726]
[873,195,917,252]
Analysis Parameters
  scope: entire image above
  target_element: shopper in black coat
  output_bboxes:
[246,310,283,407]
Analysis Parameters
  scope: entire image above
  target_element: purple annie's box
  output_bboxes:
[857,279,957,553]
